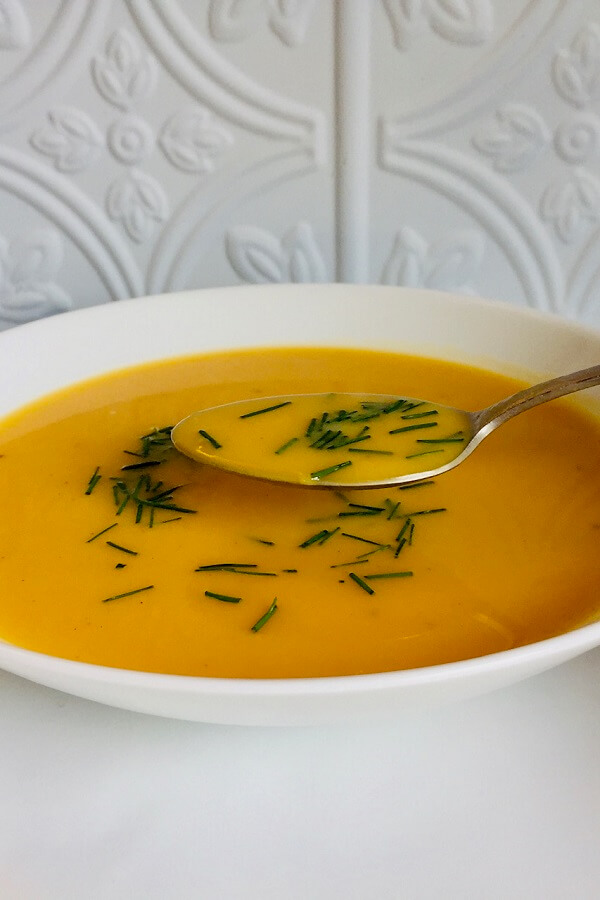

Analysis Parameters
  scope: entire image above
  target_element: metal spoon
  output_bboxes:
[171,365,600,489]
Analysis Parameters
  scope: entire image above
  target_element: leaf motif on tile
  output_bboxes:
[427,0,493,45]
[552,22,600,109]
[106,169,169,243]
[554,113,600,164]
[268,0,318,47]
[0,229,72,327]
[108,115,154,165]
[0,0,30,50]
[382,226,485,291]
[158,108,234,173]
[383,0,492,49]
[226,222,327,283]
[30,107,104,173]
[209,0,317,47]
[92,28,157,111]
[472,104,550,173]
[540,169,600,244]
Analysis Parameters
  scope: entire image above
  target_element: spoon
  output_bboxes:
[171,364,600,489]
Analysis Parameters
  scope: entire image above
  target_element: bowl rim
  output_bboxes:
[1,282,600,704]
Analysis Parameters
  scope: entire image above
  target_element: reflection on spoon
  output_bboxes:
[171,365,600,489]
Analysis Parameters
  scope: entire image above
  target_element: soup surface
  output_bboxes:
[0,347,599,678]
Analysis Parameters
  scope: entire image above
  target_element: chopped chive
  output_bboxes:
[382,399,409,414]
[405,449,445,459]
[386,501,400,520]
[85,467,101,495]
[240,401,291,419]
[306,418,317,437]
[135,502,144,524]
[389,422,439,435]
[205,590,241,604]
[409,522,415,545]
[348,448,393,455]
[225,570,278,577]
[121,460,163,471]
[106,541,138,556]
[364,571,413,580]
[326,434,371,450]
[396,508,446,518]
[115,563,126,569]
[341,532,384,546]
[86,523,118,543]
[398,480,435,490]
[282,568,298,573]
[349,572,375,595]
[400,410,438,420]
[299,527,339,548]
[156,517,182,525]
[396,518,412,543]
[196,563,258,571]
[198,429,222,450]
[310,429,341,449]
[348,503,384,512]
[338,510,382,517]
[250,537,275,546]
[103,585,154,603]
[310,461,352,480]
[251,598,278,632]
[357,544,392,559]
[330,559,368,567]
[394,538,406,557]
[275,437,299,455]
[123,450,144,458]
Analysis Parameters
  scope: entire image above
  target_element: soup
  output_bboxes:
[0,346,599,678]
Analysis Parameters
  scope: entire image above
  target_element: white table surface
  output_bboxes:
[0,650,598,900]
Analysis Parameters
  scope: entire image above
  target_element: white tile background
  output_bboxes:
[1,0,600,330]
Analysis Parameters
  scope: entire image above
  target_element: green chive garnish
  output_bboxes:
[275,437,299,455]
[196,563,257,571]
[205,590,241,603]
[364,571,413,580]
[405,449,445,459]
[389,422,438,434]
[348,448,393,455]
[341,532,384,546]
[396,508,446,517]
[240,401,291,419]
[400,410,438,420]
[103,585,154,603]
[310,461,352,480]
[349,572,375,595]
[85,467,101,495]
[398,480,435,490]
[106,541,138,556]
[86,523,118,543]
[121,460,163,471]
[251,598,278,632]
[198,429,222,449]
[299,527,339,548]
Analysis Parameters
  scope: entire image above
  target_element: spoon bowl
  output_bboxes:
[171,366,600,488]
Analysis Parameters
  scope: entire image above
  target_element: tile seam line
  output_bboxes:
[335,0,371,283]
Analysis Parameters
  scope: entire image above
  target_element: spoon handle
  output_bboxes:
[473,364,600,436]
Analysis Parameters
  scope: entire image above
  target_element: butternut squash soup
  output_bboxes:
[0,346,599,678]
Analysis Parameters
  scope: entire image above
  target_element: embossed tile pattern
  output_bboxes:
[0,0,598,329]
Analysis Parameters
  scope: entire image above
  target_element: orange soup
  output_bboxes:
[0,346,599,678]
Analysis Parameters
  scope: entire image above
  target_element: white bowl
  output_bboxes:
[1,284,600,726]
